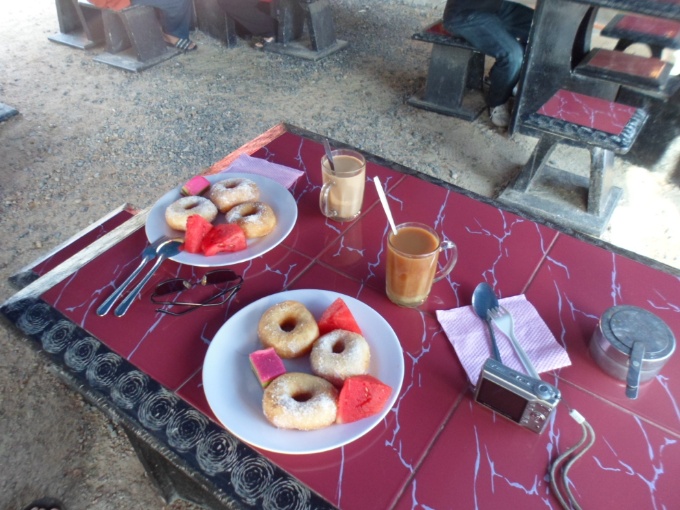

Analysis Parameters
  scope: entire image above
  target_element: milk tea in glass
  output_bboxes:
[320,149,366,222]
[386,222,457,307]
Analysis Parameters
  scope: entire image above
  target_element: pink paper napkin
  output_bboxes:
[436,294,571,385]
[220,154,304,189]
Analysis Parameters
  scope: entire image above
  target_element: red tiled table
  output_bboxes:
[3,124,679,509]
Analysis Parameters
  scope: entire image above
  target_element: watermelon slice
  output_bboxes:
[201,223,247,256]
[318,298,362,336]
[249,348,286,387]
[336,375,392,424]
[183,214,213,254]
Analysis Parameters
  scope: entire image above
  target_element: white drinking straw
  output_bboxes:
[373,176,398,236]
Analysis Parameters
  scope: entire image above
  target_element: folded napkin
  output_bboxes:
[436,295,571,385]
[220,154,304,189]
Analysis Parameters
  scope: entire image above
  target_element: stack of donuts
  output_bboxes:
[164,175,277,241]
[249,298,391,431]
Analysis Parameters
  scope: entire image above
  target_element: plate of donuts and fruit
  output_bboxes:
[145,172,297,267]
[202,289,405,455]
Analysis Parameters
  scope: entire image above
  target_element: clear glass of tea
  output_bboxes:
[386,222,457,307]
[319,149,366,222]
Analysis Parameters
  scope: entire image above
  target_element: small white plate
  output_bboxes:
[145,173,297,267]
[202,289,404,455]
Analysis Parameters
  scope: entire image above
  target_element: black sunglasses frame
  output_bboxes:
[150,270,243,316]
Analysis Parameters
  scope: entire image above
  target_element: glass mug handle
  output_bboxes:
[319,180,336,218]
[433,239,458,283]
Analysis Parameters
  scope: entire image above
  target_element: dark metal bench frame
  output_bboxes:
[193,0,239,48]
[193,0,347,60]
[48,0,180,72]
[265,0,348,61]
[48,0,105,49]
[500,91,649,236]
[408,21,486,121]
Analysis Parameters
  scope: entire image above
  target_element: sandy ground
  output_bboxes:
[1,0,679,508]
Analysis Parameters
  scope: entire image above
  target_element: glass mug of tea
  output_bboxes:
[386,222,458,307]
[319,149,366,222]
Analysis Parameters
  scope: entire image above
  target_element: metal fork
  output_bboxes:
[488,306,540,379]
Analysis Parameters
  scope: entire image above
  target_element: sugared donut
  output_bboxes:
[208,178,260,213]
[310,330,371,387]
[262,372,338,430]
[258,301,320,359]
[225,201,277,238]
[165,196,218,232]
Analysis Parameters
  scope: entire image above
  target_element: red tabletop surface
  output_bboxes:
[38,126,680,509]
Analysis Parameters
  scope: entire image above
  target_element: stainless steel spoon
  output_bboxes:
[323,139,336,172]
[472,282,502,362]
[97,235,170,316]
[114,239,183,317]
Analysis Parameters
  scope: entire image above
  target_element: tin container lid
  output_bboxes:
[598,306,675,365]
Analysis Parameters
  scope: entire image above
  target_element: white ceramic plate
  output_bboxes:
[202,289,404,455]
[145,173,297,267]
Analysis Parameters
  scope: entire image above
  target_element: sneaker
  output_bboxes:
[489,102,511,128]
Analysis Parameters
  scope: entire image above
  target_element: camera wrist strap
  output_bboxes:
[549,406,596,510]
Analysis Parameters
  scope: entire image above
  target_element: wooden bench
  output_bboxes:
[48,0,180,72]
[499,89,648,236]
[408,20,486,121]
[601,13,680,59]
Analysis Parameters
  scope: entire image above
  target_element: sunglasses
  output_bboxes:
[151,270,243,316]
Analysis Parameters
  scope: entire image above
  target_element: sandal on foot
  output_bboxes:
[172,38,197,52]
[253,36,275,49]
[22,498,66,510]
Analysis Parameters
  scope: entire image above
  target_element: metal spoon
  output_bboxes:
[114,239,183,317]
[472,282,502,362]
[323,139,335,173]
[97,235,170,316]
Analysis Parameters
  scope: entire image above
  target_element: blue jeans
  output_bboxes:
[443,2,534,107]
[132,0,193,39]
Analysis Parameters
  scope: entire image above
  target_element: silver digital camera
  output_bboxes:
[474,358,561,433]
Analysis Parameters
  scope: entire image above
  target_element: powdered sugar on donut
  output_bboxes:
[257,301,319,358]
[165,196,218,231]
[262,373,338,430]
[208,178,260,213]
[310,330,371,387]
[225,201,276,238]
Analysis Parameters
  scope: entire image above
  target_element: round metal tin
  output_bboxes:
[590,305,675,383]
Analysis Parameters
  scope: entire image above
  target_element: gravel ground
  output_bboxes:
[1,0,679,508]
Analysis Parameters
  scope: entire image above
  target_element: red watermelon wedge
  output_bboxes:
[318,298,362,336]
[201,223,247,256]
[336,375,392,424]
[249,348,286,388]
[183,214,213,254]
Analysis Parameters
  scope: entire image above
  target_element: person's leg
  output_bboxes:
[497,1,534,45]
[443,10,525,108]
[132,0,193,40]
[217,0,276,37]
